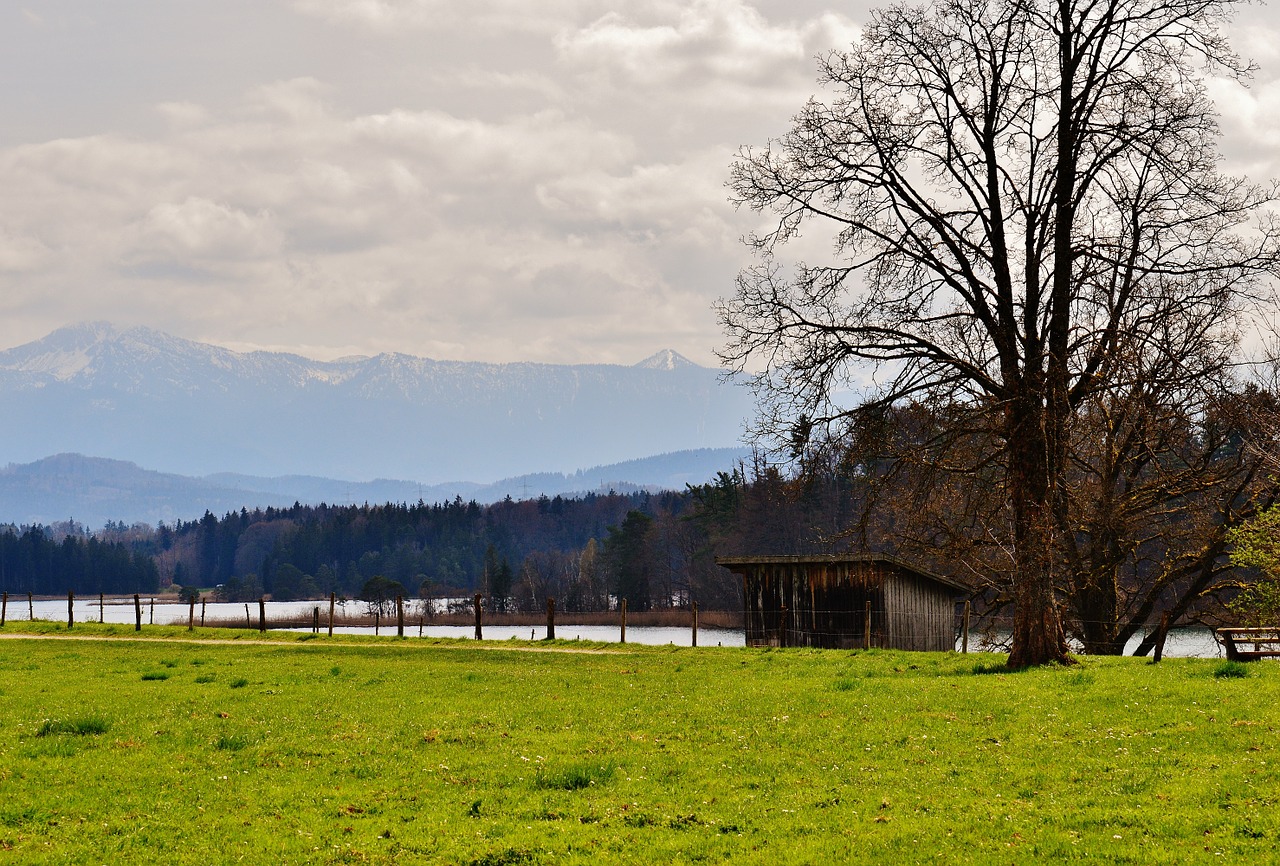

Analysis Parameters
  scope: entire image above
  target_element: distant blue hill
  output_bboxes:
[0,323,754,483]
[0,449,751,529]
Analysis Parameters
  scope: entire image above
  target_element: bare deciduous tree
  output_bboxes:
[721,0,1279,665]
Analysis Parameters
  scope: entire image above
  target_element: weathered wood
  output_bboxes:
[328,592,336,637]
[28,592,34,620]
[244,603,250,629]
[100,593,105,624]
[723,555,962,651]
[692,602,699,648]
[396,596,405,637]
[258,597,266,633]
[313,606,320,634]
[962,600,971,654]
[188,597,195,631]
[1216,628,1280,661]
[1,591,6,627]
[474,593,483,640]
[149,597,154,625]
[546,597,556,641]
[201,599,207,627]
[68,591,74,628]
[134,594,141,631]
[1153,612,1170,663]
[620,598,627,644]
[864,599,871,650]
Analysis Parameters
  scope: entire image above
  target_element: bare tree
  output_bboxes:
[721,0,1278,665]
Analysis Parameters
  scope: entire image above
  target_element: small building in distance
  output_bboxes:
[717,554,969,651]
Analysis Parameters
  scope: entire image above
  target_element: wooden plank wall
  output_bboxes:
[744,561,955,651]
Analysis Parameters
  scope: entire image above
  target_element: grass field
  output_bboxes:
[0,622,1277,864]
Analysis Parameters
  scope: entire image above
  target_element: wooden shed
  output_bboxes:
[718,554,968,651]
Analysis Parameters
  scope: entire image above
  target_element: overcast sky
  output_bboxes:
[2,1,1278,366]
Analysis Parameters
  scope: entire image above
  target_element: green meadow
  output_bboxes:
[0,623,1277,864]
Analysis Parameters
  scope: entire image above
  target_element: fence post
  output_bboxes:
[258,597,266,633]
[134,594,141,631]
[864,600,872,650]
[188,597,195,631]
[418,613,424,638]
[100,592,105,624]
[620,598,627,644]
[474,593,483,640]
[244,603,250,629]
[68,591,75,628]
[28,592,34,620]
[1153,612,1171,663]
[313,606,319,634]
[546,597,556,641]
[962,600,971,654]
[396,596,405,637]
[1,591,6,627]
[201,598,206,627]
[150,597,154,625]
[692,601,698,648]
[328,592,335,637]
[374,612,380,636]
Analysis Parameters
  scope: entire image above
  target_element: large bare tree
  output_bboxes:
[720,0,1279,665]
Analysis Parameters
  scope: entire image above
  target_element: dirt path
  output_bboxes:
[0,631,626,655]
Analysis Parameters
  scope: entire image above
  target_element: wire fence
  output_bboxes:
[0,591,1236,657]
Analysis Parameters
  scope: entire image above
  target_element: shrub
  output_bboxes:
[1214,661,1251,679]
[37,717,110,737]
[533,762,615,791]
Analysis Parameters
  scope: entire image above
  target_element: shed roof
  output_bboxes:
[716,553,971,594]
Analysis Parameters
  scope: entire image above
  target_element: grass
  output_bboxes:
[0,622,1278,863]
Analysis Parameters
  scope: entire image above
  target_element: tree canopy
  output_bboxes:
[722,0,1279,665]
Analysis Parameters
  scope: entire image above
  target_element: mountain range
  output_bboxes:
[0,323,755,484]
[0,449,750,529]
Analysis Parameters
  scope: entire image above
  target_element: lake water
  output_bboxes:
[5,596,1229,656]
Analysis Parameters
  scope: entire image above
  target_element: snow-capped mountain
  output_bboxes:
[0,324,753,483]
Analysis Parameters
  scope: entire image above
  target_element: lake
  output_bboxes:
[6,596,1229,656]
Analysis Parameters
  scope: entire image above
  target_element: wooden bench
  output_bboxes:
[1216,628,1280,661]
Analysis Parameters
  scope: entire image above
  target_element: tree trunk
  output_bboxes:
[1006,401,1072,667]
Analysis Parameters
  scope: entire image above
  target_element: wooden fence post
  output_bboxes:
[134,594,141,631]
[474,593,483,640]
[1153,612,1171,663]
[374,612,380,636]
[28,592,34,620]
[100,592,105,624]
[313,606,319,634]
[396,596,404,637]
[258,598,266,633]
[188,597,195,631]
[68,591,74,628]
[546,597,556,641]
[864,600,872,650]
[201,598,206,627]
[418,613,424,638]
[150,597,154,625]
[1,591,6,627]
[328,592,335,637]
[244,603,250,629]
[692,602,699,648]
[962,600,971,654]
[620,598,627,644]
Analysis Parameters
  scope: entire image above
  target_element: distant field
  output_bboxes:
[1,623,1277,864]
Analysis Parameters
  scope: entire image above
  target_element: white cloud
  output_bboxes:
[556,0,860,95]
[131,197,282,262]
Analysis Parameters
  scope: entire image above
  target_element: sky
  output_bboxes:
[1,0,1278,367]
